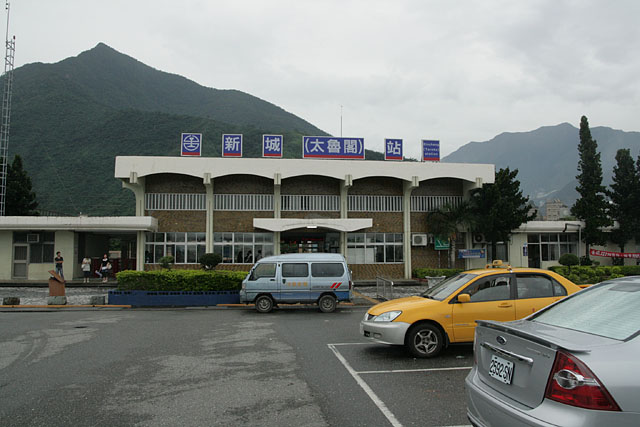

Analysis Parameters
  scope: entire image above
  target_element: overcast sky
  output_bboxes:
[7,0,640,157]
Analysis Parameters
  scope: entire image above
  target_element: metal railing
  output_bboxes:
[376,276,394,300]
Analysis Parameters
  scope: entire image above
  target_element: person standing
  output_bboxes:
[54,251,64,279]
[81,256,92,283]
[100,253,110,283]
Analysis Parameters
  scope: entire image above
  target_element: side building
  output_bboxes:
[115,156,495,280]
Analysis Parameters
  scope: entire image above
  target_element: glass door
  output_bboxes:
[12,244,28,278]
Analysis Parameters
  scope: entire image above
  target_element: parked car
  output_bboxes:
[466,276,640,426]
[240,253,352,313]
[360,261,583,358]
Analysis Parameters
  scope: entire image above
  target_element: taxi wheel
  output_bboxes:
[318,294,337,313]
[255,295,274,313]
[406,323,443,358]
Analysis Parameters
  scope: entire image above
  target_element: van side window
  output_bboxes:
[311,263,344,277]
[250,263,276,280]
[282,263,309,278]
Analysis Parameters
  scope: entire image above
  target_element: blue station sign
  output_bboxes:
[384,138,403,161]
[181,133,202,156]
[302,136,365,159]
[222,134,243,157]
[422,140,440,162]
[262,135,283,157]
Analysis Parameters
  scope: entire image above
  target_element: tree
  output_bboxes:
[470,167,535,261]
[570,116,611,263]
[427,200,475,268]
[608,149,639,261]
[6,154,39,216]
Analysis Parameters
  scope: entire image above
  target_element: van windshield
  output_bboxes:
[249,263,276,280]
[421,273,477,301]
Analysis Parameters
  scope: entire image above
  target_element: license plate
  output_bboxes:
[489,355,514,385]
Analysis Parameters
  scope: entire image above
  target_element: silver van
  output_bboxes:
[240,253,352,313]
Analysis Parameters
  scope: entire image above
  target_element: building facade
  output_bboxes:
[116,156,495,279]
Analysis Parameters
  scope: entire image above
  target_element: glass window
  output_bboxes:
[463,276,511,302]
[311,263,345,278]
[250,263,276,280]
[282,263,309,278]
[516,274,554,299]
[553,281,567,296]
[532,280,640,340]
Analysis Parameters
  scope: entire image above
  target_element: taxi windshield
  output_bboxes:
[422,273,478,301]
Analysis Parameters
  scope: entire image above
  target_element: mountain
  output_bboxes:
[6,43,382,215]
[443,123,640,211]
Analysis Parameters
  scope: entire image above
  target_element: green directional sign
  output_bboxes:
[434,236,450,250]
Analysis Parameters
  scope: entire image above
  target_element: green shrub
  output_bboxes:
[412,268,464,279]
[548,264,639,285]
[158,255,174,270]
[558,253,579,268]
[200,253,222,270]
[115,269,248,291]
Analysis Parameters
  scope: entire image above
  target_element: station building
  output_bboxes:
[4,155,631,282]
[115,156,494,280]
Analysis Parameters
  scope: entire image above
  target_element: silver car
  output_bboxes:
[465,276,640,426]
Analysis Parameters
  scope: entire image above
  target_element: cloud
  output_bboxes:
[8,0,640,156]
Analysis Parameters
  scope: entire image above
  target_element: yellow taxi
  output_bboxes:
[360,261,583,358]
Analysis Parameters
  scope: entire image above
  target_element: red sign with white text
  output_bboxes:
[590,249,640,259]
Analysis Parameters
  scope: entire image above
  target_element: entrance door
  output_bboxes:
[13,244,28,278]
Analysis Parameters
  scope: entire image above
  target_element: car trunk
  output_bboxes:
[474,319,601,409]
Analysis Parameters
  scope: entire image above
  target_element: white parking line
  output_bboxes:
[328,343,471,427]
[328,343,403,427]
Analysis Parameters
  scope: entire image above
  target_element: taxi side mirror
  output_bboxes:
[458,293,471,303]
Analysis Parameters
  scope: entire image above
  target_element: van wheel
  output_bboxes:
[255,295,274,313]
[318,295,337,313]
[405,323,443,358]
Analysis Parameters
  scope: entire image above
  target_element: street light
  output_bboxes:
[563,222,582,259]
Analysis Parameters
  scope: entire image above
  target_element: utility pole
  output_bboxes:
[0,1,14,216]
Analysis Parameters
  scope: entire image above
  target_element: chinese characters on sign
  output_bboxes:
[262,135,283,157]
[422,140,440,162]
[590,249,640,259]
[181,133,202,156]
[458,249,487,259]
[302,136,365,159]
[384,138,403,161]
[222,134,242,157]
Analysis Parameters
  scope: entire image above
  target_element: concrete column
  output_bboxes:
[274,173,281,255]
[403,177,419,279]
[122,173,146,271]
[340,175,352,255]
[204,173,214,253]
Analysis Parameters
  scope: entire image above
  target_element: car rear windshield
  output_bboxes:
[422,273,477,301]
[532,279,640,340]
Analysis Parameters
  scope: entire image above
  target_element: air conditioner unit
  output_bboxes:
[472,233,486,244]
[412,233,428,246]
[27,233,40,243]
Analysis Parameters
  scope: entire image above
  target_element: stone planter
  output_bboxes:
[107,290,240,307]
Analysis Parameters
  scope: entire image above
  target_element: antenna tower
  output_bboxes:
[0,1,14,216]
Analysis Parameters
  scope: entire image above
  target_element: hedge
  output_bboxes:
[115,270,249,292]
[548,265,640,285]
[412,268,464,279]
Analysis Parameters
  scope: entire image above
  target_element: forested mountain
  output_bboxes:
[443,123,640,211]
[6,43,381,215]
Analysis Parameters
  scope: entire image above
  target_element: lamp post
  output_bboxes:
[563,222,582,259]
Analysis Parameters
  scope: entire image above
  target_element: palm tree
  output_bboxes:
[427,200,475,268]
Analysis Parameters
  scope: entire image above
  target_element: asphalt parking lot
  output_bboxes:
[1,291,472,427]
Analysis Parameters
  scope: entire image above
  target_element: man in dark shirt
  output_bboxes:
[55,251,64,279]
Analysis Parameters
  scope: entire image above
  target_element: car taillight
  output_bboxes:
[545,350,620,411]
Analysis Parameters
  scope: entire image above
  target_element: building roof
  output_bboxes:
[115,156,495,184]
[0,216,158,232]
